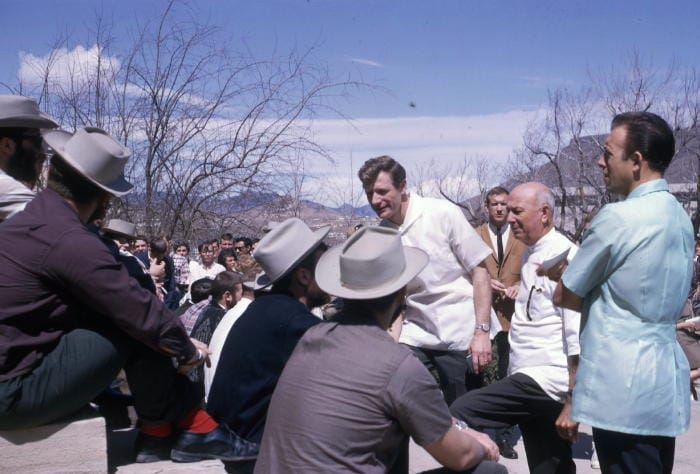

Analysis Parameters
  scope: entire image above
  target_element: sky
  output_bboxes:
[2,0,700,202]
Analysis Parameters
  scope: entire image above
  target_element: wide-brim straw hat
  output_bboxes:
[252,217,330,287]
[315,226,428,300]
[102,218,137,240]
[0,95,58,129]
[43,127,133,196]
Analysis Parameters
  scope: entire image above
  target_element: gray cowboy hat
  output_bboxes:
[252,217,330,287]
[43,127,133,196]
[102,218,137,240]
[315,226,428,300]
[0,95,58,129]
[243,271,271,291]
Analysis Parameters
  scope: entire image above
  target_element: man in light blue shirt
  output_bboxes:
[549,112,694,474]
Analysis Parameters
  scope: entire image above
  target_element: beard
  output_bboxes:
[5,144,45,188]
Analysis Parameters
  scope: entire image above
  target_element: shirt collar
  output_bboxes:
[626,178,669,200]
[529,227,557,253]
[489,222,509,234]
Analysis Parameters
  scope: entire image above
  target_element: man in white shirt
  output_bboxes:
[358,155,493,404]
[189,241,226,286]
[204,278,259,400]
[450,182,580,474]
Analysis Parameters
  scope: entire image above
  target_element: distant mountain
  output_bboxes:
[331,203,375,217]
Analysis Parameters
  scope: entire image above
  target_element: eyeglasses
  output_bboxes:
[526,285,543,321]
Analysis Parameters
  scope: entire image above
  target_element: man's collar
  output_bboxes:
[489,222,509,234]
[626,178,669,200]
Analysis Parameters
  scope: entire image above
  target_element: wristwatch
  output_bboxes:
[454,419,469,431]
[474,323,491,333]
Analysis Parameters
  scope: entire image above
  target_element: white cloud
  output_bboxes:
[346,56,383,68]
[18,45,120,89]
[300,109,539,202]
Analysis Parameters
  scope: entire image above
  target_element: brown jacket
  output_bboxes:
[476,223,525,332]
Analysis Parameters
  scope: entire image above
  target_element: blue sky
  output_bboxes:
[1,0,699,200]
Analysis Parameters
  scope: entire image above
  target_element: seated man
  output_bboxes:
[0,94,58,221]
[255,226,504,474]
[189,271,244,387]
[0,127,256,464]
[450,182,580,474]
[207,218,329,466]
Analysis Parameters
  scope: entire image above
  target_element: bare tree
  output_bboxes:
[8,0,364,243]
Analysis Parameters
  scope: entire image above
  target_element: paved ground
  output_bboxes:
[111,400,700,473]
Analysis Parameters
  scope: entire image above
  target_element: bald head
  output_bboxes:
[507,182,555,246]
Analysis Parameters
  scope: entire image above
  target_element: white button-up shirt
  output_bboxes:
[381,194,492,351]
[509,228,580,403]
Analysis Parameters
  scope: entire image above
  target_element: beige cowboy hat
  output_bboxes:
[43,127,133,196]
[0,95,58,129]
[102,218,137,240]
[252,217,330,286]
[315,226,428,300]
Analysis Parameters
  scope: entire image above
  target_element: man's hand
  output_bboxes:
[469,332,492,374]
[536,260,567,282]
[504,284,519,300]
[177,338,211,375]
[491,279,507,294]
[555,399,579,443]
[463,428,500,461]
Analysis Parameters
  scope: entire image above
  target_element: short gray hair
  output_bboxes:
[535,187,556,214]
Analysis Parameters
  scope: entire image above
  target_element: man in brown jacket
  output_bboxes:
[475,186,525,459]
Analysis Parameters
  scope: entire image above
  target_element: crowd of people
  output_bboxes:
[0,94,699,474]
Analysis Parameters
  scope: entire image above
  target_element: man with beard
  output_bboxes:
[0,128,258,464]
[0,95,58,221]
[207,218,329,472]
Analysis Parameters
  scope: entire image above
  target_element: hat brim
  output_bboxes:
[257,225,331,288]
[43,129,133,197]
[315,244,429,300]
[0,112,58,130]
[102,228,136,240]
[243,273,272,291]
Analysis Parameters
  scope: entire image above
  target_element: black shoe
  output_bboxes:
[497,438,518,459]
[170,425,259,463]
[134,433,174,463]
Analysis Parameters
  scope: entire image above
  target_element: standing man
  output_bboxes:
[451,182,580,474]
[475,186,526,459]
[0,95,58,221]
[552,112,694,473]
[358,156,493,404]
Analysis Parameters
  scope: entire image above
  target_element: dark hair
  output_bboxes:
[198,241,213,253]
[211,271,244,300]
[1,127,45,185]
[236,237,252,247]
[149,238,169,256]
[358,155,406,190]
[175,242,190,253]
[47,155,105,204]
[485,186,510,204]
[611,112,675,173]
[272,242,328,293]
[220,232,233,241]
[218,248,237,267]
[191,278,214,303]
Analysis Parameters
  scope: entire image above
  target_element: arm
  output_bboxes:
[555,355,580,442]
[469,262,492,372]
[553,281,583,312]
[424,419,498,471]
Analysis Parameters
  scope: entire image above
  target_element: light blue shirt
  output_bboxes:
[562,179,694,436]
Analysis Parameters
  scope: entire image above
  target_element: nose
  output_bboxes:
[370,193,382,207]
[597,154,605,169]
[507,212,515,225]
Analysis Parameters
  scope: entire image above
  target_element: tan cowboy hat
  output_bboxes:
[43,127,133,196]
[102,219,137,240]
[315,226,428,300]
[252,217,330,286]
[0,95,58,129]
